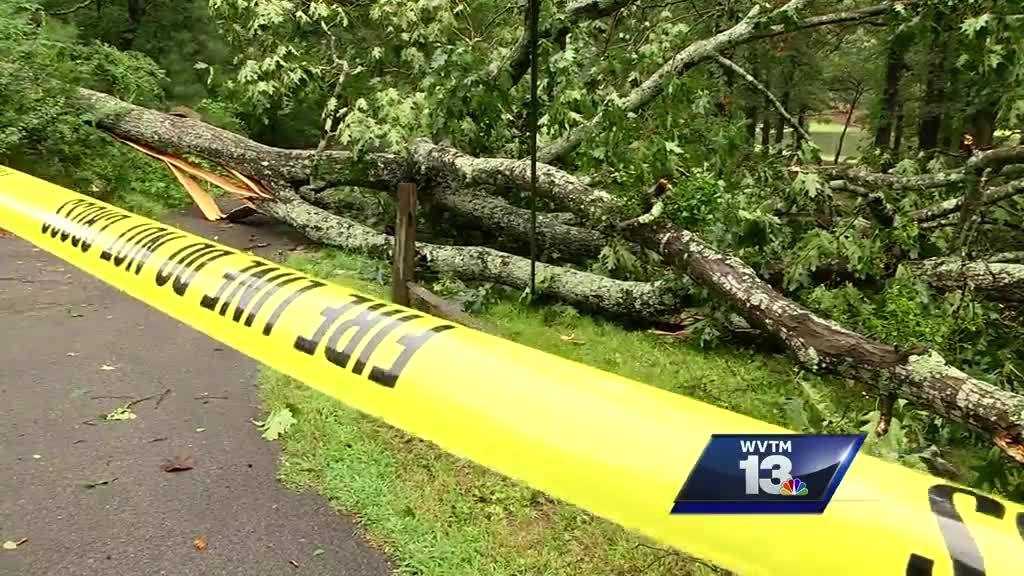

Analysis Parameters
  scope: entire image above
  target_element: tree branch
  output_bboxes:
[748,4,893,41]
[908,258,1024,302]
[537,1,893,163]
[259,188,688,320]
[715,54,811,144]
[957,146,1024,246]
[47,0,95,16]
[913,175,1024,224]
[828,179,896,227]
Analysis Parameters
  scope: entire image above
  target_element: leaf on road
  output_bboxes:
[193,536,207,551]
[312,549,324,557]
[259,407,296,441]
[105,405,136,421]
[162,452,194,473]
[99,364,118,371]
[83,477,118,489]
[559,333,585,344]
[195,427,206,433]
[2,538,27,550]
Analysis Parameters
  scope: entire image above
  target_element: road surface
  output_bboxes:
[0,211,391,575]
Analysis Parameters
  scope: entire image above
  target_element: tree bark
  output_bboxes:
[971,104,999,150]
[908,258,1024,302]
[760,94,772,148]
[260,189,688,320]
[918,11,950,152]
[427,187,605,264]
[874,30,908,150]
[774,89,791,145]
[892,98,905,153]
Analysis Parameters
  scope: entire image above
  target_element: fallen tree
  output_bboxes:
[77,88,1024,463]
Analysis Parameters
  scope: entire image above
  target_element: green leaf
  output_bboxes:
[260,407,297,440]
[960,14,992,37]
[105,404,137,421]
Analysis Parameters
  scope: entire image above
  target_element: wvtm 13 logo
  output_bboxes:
[671,434,864,514]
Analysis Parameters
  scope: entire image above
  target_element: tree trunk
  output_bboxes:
[745,104,759,141]
[795,107,807,150]
[834,90,862,164]
[908,258,1024,302]
[760,92,772,147]
[918,12,950,152]
[874,32,907,149]
[259,188,688,320]
[893,98,905,153]
[971,104,999,149]
[774,89,791,145]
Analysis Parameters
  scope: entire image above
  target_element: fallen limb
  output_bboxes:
[907,258,1024,302]
[912,177,1024,223]
[429,188,605,263]
[407,282,494,332]
[259,188,688,321]
[829,180,897,226]
[957,146,1024,248]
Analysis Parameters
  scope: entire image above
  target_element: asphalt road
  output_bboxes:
[0,211,391,576]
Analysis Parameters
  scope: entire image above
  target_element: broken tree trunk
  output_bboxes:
[75,88,1024,462]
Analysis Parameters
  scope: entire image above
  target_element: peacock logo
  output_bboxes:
[780,477,808,496]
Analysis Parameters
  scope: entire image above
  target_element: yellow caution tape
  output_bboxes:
[1,166,1021,575]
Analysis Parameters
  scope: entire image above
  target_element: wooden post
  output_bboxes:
[391,182,417,306]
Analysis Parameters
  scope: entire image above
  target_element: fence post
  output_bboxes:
[391,182,417,306]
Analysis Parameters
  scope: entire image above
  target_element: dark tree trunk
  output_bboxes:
[775,89,791,145]
[971,105,998,149]
[795,107,808,150]
[761,93,772,147]
[874,32,907,149]
[118,0,146,48]
[745,104,759,141]
[893,99,905,153]
[918,12,950,152]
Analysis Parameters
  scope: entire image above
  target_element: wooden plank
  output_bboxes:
[391,183,417,306]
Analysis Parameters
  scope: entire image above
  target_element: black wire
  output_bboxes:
[528,0,539,296]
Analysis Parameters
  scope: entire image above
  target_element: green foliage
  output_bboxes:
[592,237,663,281]
[0,0,179,211]
[256,406,297,441]
[803,272,957,350]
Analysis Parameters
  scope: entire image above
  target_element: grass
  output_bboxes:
[776,121,868,162]
[258,249,880,575]
[261,248,1023,574]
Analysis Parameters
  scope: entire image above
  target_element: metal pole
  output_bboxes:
[528,0,540,296]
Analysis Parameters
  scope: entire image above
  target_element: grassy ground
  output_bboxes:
[256,249,885,575]
[808,121,867,162]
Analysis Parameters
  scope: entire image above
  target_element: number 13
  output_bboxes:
[739,455,792,495]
